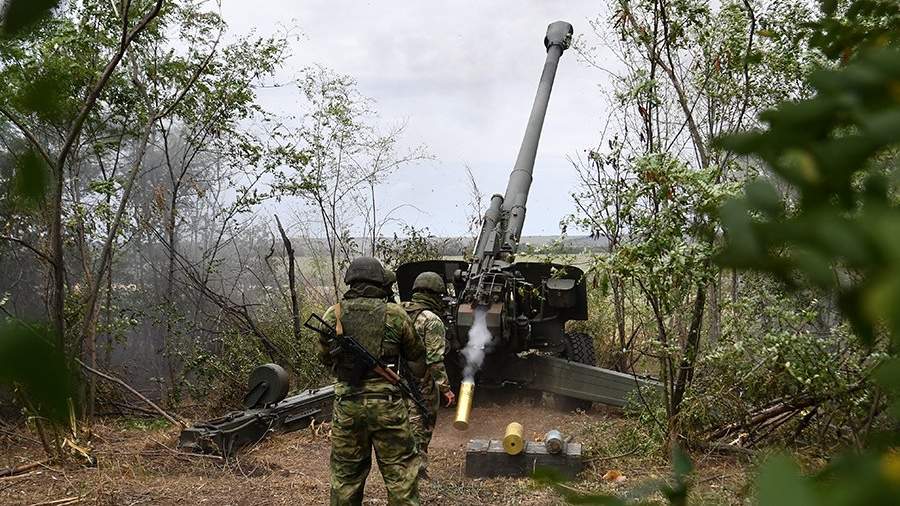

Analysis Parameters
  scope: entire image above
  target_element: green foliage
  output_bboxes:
[810,0,900,60]
[711,1,900,504]
[552,0,900,503]
[717,53,900,345]
[0,321,73,424]
[117,417,171,431]
[14,148,48,203]
[599,154,730,301]
[566,280,622,370]
[174,303,330,409]
[375,225,443,269]
[0,0,60,36]
[683,280,885,448]
[753,451,900,505]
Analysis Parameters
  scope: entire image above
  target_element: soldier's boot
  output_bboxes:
[417,452,430,480]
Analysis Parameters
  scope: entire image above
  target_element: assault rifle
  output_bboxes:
[304,312,434,425]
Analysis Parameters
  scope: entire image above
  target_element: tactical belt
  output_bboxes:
[337,392,397,403]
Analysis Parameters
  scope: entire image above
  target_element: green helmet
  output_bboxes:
[412,271,446,294]
[344,256,385,285]
[383,269,397,288]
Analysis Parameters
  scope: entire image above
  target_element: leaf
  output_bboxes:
[745,180,783,217]
[0,0,60,36]
[874,358,900,418]
[602,469,627,482]
[791,248,834,287]
[15,148,49,203]
[0,321,73,424]
[755,455,817,506]
[718,199,760,264]
[671,446,693,478]
[19,72,67,123]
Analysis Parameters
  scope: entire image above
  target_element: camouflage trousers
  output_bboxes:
[407,378,440,472]
[330,392,420,506]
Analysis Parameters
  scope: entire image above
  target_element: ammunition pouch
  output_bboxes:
[335,354,399,386]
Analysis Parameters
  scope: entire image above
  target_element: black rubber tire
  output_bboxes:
[565,332,596,367]
[555,332,597,412]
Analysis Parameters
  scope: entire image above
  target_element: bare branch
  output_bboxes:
[0,235,55,266]
[0,107,55,168]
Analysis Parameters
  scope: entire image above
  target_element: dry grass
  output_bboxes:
[1,399,751,505]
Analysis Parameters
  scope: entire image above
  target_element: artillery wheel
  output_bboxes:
[243,363,289,409]
[555,332,596,411]
[565,332,596,366]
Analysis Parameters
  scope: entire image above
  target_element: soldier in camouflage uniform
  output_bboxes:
[401,272,456,478]
[318,256,425,506]
[383,269,399,303]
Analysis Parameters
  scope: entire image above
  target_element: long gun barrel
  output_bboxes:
[471,21,573,276]
[501,21,573,254]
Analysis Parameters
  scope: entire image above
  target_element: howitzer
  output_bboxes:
[303,312,434,426]
[178,364,334,456]
[396,21,660,423]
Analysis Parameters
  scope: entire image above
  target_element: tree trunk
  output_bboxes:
[49,166,66,351]
[709,271,721,345]
[671,283,706,414]
[163,186,179,403]
[275,215,302,346]
[611,277,628,371]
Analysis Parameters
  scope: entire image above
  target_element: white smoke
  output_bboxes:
[461,307,494,381]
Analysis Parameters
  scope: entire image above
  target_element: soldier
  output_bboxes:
[383,269,399,303]
[401,271,456,478]
[318,256,425,506]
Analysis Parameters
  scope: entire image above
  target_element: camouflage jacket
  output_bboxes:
[320,292,425,397]
[402,301,451,395]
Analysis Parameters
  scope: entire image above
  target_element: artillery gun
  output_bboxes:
[179,21,655,456]
[396,21,656,422]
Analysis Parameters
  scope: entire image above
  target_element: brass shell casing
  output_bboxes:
[453,380,475,431]
[503,422,525,455]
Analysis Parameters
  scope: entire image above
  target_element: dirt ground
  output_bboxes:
[0,397,751,505]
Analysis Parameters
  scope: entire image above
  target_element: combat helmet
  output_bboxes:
[412,271,446,294]
[344,256,385,285]
[383,269,397,289]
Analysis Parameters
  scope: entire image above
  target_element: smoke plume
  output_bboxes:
[462,307,494,381]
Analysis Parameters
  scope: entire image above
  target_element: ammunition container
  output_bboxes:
[453,380,475,430]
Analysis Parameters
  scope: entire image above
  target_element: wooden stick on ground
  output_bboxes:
[27,496,84,506]
[76,359,184,427]
[0,459,50,478]
[0,470,40,482]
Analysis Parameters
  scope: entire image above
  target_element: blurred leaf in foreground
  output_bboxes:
[0,321,73,424]
[14,148,49,203]
[0,0,60,36]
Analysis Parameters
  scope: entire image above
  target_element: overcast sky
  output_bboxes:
[220,1,615,237]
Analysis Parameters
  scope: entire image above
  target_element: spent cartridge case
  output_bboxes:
[453,380,475,431]
[544,429,565,454]
[503,422,525,455]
